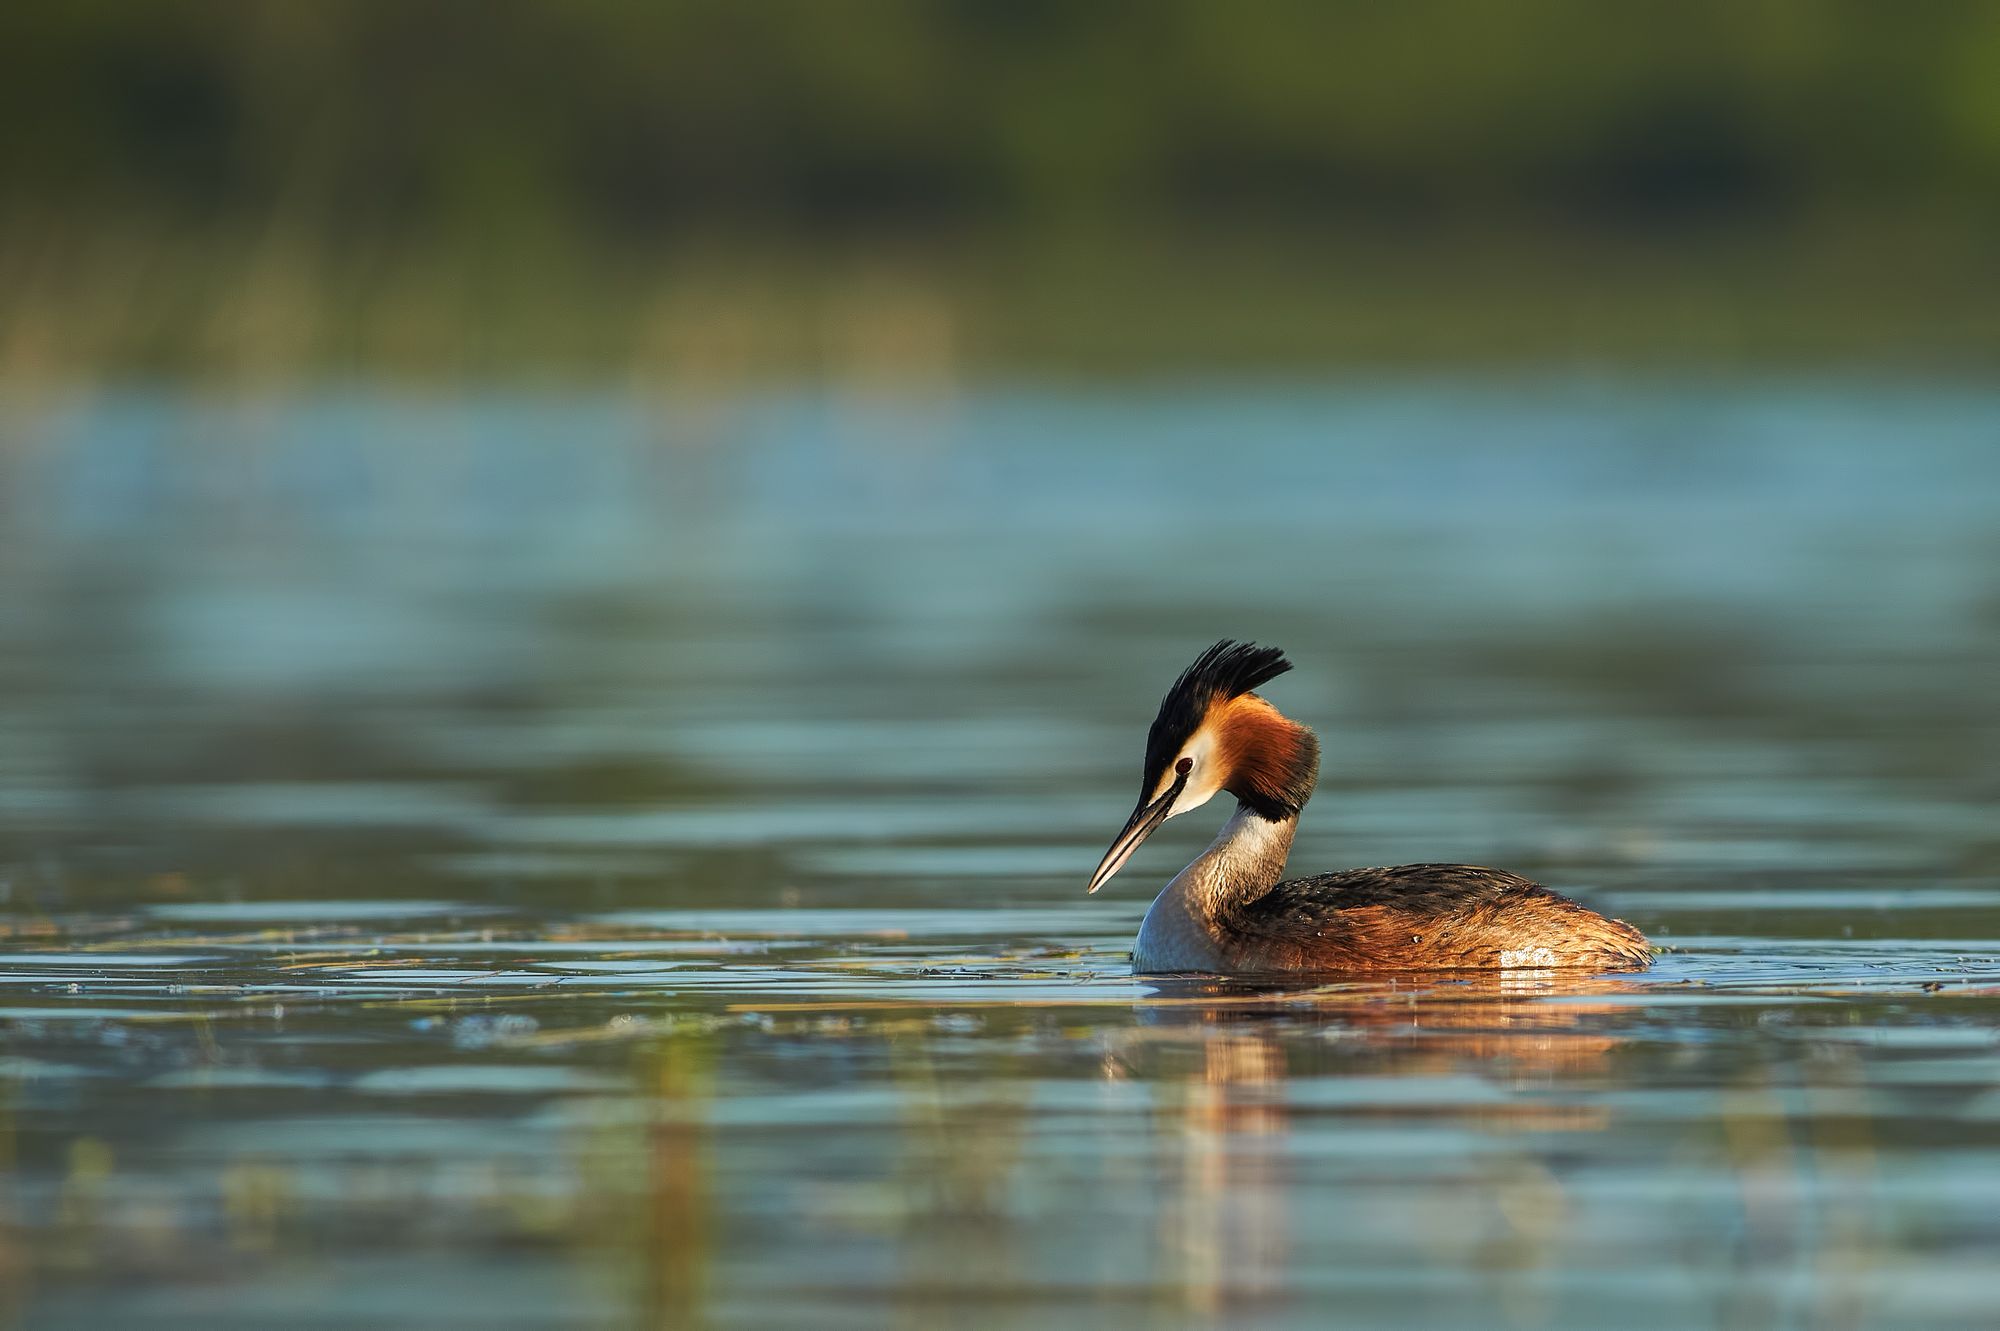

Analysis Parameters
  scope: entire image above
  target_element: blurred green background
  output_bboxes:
[7,0,2000,380]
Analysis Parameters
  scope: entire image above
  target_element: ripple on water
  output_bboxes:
[349,1065,626,1095]
[9,382,2000,1328]
[1606,887,2000,911]
[467,797,1106,847]
[0,952,221,967]
[585,905,1131,938]
[147,900,497,923]
[792,843,1100,877]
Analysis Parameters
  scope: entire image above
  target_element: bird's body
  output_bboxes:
[1090,642,1651,976]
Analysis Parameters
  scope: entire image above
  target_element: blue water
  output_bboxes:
[2,378,1999,1328]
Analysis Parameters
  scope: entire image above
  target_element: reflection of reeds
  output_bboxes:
[638,1030,714,1329]
[1714,1049,1878,1331]
[49,1137,115,1274]
[0,1093,20,1326]
[885,1029,1031,1329]
[1803,1049,1875,1331]
[578,1026,721,1328]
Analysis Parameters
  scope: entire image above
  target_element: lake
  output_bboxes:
[3,378,1999,1328]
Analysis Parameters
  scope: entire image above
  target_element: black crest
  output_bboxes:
[1143,639,1293,780]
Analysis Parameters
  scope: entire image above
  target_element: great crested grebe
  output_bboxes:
[1088,640,1651,975]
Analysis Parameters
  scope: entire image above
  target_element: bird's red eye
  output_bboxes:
[1176,757,1193,776]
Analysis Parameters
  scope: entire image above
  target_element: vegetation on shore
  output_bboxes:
[6,2,2000,379]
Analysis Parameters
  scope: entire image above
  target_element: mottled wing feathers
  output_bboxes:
[1218,864,1651,972]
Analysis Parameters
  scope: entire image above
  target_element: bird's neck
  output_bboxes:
[1168,802,1299,917]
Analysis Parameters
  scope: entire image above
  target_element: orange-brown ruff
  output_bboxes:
[1087,641,1651,975]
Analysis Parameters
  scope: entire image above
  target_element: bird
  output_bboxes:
[1087,640,1652,975]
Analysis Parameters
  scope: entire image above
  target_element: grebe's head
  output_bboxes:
[1087,639,1320,894]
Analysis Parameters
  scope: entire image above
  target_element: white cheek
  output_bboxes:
[1165,733,1222,819]
[1168,780,1219,819]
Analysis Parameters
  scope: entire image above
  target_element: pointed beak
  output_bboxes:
[1087,768,1187,894]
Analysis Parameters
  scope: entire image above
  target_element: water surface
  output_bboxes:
[3,380,1999,1328]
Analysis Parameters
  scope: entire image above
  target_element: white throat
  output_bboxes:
[1131,803,1298,973]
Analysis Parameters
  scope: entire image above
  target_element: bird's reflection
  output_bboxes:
[1105,971,1647,1318]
